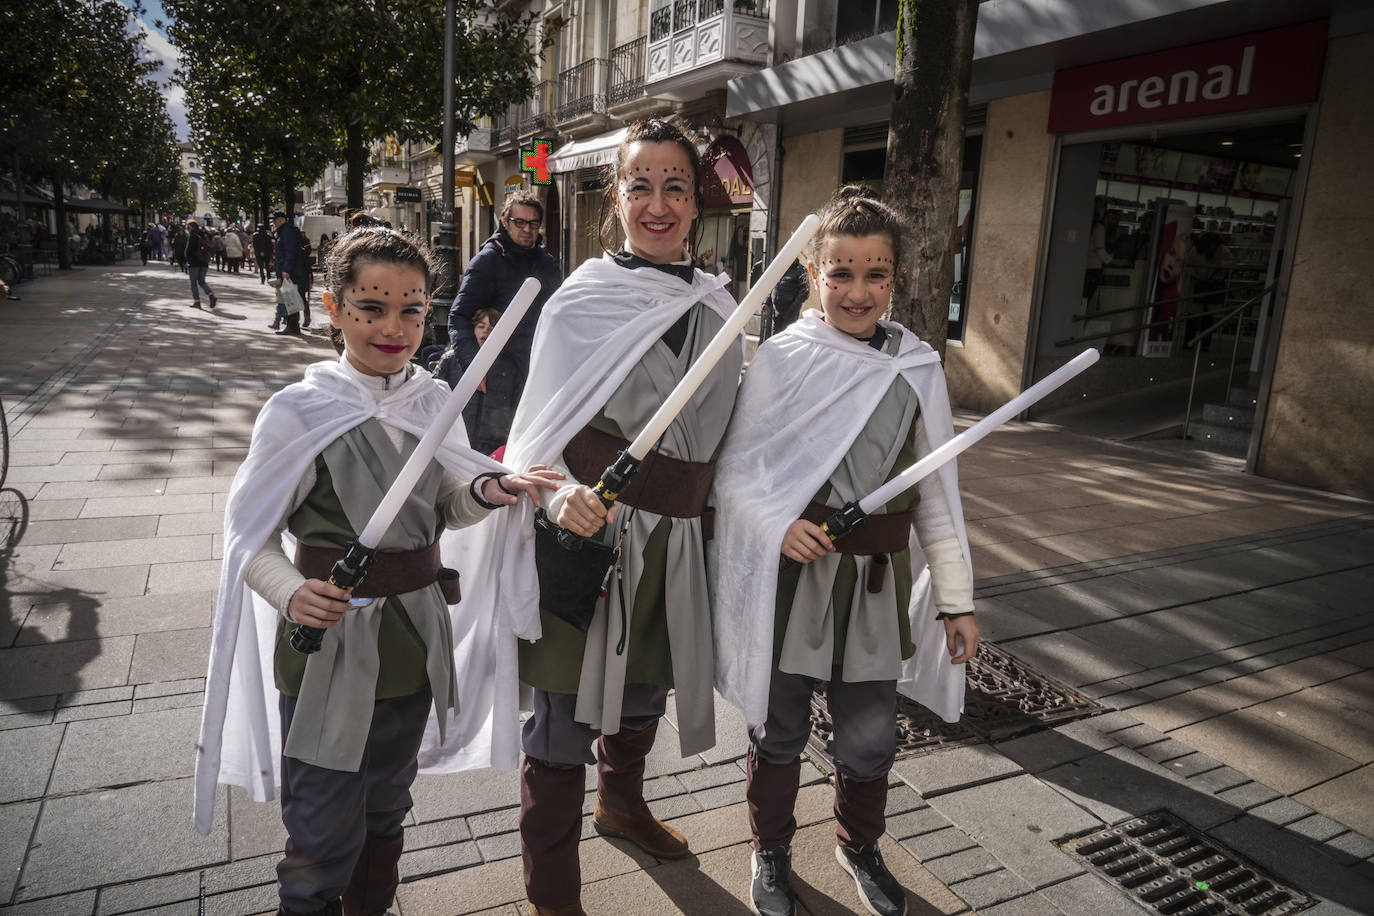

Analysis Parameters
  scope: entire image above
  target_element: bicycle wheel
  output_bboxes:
[0,399,7,490]
[0,486,26,552]
[0,255,18,289]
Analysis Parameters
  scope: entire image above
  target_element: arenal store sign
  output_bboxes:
[1048,20,1327,133]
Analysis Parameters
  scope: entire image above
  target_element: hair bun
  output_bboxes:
[835,184,881,204]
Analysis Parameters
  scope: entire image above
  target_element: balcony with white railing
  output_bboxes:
[645,0,770,100]
[455,126,495,166]
[365,165,409,190]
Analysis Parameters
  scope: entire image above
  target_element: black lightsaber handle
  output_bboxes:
[290,540,377,654]
[780,501,870,568]
[554,450,642,550]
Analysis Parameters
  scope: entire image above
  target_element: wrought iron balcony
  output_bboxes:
[492,110,519,148]
[518,80,557,137]
[557,58,609,122]
[455,126,495,166]
[609,37,647,107]
[646,0,770,99]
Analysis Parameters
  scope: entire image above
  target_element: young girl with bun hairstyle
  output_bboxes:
[710,186,980,916]
[471,117,743,915]
[194,227,559,916]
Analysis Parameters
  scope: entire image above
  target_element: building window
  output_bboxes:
[188,159,197,168]
[836,0,898,44]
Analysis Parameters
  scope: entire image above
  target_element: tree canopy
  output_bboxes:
[165,0,546,214]
[0,0,186,264]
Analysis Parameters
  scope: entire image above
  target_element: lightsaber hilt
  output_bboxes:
[781,500,869,568]
[555,450,642,550]
[290,540,377,654]
[819,501,868,543]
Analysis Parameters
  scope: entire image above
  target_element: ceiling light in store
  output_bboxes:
[1219,139,1234,147]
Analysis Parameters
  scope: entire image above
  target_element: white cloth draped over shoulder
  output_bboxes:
[193,359,526,836]
[459,255,736,718]
[709,312,973,731]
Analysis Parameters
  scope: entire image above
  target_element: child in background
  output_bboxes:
[194,227,560,916]
[710,186,979,916]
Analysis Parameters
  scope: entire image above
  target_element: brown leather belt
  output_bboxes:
[563,424,717,539]
[801,501,912,556]
[294,540,461,604]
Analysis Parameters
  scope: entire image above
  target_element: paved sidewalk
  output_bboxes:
[1,263,1371,916]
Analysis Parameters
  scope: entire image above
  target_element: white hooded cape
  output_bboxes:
[193,359,530,835]
[456,255,736,700]
[709,313,972,730]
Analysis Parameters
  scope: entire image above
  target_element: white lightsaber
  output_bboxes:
[858,348,1101,514]
[623,214,821,461]
[356,277,541,546]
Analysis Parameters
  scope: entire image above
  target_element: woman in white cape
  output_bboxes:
[496,118,743,916]
[709,187,980,916]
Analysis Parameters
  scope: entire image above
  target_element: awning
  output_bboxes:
[65,198,137,214]
[546,128,628,174]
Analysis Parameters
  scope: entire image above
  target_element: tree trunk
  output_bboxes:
[54,180,71,271]
[882,0,979,360]
[283,182,295,220]
[345,118,366,214]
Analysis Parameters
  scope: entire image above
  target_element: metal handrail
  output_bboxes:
[1054,282,1275,349]
[609,38,647,106]
[1181,282,1277,440]
[1073,287,1219,322]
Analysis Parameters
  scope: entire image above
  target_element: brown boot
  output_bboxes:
[341,829,403,916]
[592,722,690,859]
[520,756,586,911]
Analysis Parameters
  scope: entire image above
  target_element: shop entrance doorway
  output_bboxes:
[1031,115,1305,454]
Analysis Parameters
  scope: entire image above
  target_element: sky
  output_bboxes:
[123,0,189,141]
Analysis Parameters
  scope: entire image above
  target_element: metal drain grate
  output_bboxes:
[808,642,1101,761]
[1060,811,1314,915]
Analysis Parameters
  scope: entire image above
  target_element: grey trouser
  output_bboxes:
[521,684,669,767]
[751,666,897,780]
[277,688,431,912]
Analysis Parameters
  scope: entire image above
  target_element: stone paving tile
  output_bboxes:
[18,779,229,900]
[162,476,235,495]
[1324,830,1374,863]
[133,678,204,700]
[1172,709,1361,796]
[986,584,1121,630]
[1288,813,1350,843]
[1248,797,1317,827]
[0,713,54,731]
[1246,691,1374,763]
[1036,746,1235,831]
[58,686,135,707]
[925,775,1097,889]
[0,725,63,804]
[52,700,133,723]
[948,869,1037,911]
[900,827,980,864]
[127,629,212,685]
[675,762,744,793]
[20,592,212,645]
[996,631,1145,687]
[132,694,204,715]
[5,563,151,603]
[22,499,89,522]
[891,744,1022,797]
[0,636,137,701]
[474,832,521,863]
[466,807,519,839]
[94,872,200,915]
[1295,765,1374,839]
[199,883,278,916]
[0,890,97,916]
[145,560,222,595]
[21,516,159,547]
[225,787,286,862]
[0,801,41,905]
[1213,779,1282,810]
[155,513,225,538]
[1158,751,1223,779]
[689,781,748,812]
[200,852,279,895]
[49,706,201,794]
[919,847,1003,886]
[1036,872,1143,915]
[400,841,482,880]
[408,766,523,823]
[1185,765,1252,794]
[54,535,210,571]
[886,806,953,840]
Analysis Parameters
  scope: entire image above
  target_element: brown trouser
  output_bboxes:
[519,686,668,908]
[747,666,896,851]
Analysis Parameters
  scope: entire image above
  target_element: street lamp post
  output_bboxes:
[434,0,459,341]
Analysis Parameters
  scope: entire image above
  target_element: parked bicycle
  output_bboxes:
[0,252,22,298]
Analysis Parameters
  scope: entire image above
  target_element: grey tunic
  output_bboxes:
[520,301,741,755]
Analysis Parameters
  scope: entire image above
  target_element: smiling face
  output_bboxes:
[808,234,897,339]
[324,260,430,377]
[615,140,699,264]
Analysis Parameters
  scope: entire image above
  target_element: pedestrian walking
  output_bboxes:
[440,190,563,453]
[212,229,226,272]
[273,212,310,333]
[253,224,273,284]
[184,219,217,310]
[504,118,743,916]
[192,226,561,916]
[223,226,244,274]
[138,227,152,265]
[710,186,979,916]
[171,225,188,272]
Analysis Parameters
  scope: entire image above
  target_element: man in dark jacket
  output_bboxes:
[443,190,563,452]
[253,224,273,284]
[764,258,809,338]
[272,212,310,334]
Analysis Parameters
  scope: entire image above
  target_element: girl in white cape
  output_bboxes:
[709,187,981,916]
[193,227,558,916]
